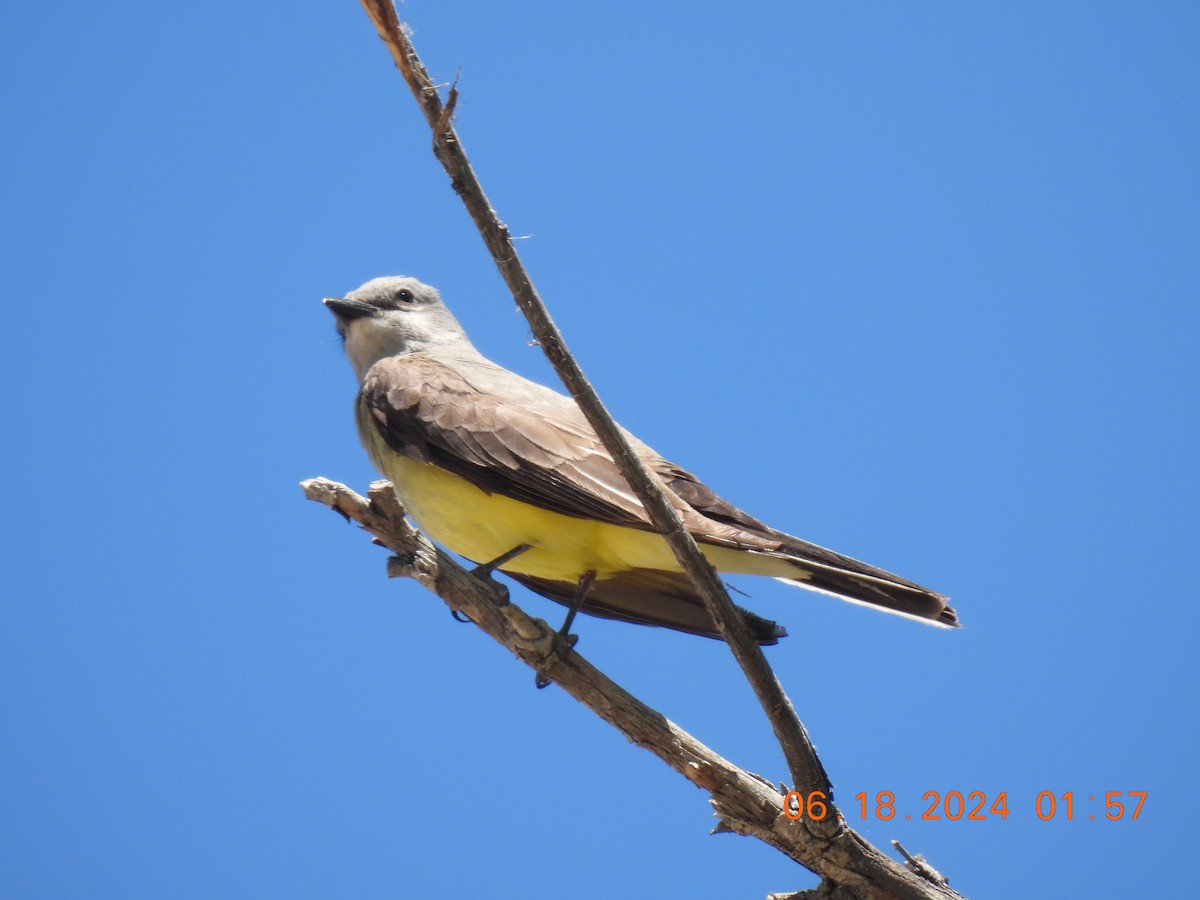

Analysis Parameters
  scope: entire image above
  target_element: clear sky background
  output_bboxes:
[2,2,1196,898]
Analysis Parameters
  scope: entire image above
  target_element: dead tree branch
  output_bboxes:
[324,3,969,896]
[357,0,829,806]
[302,478,961,900]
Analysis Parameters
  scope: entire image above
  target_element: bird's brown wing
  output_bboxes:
[359,353,956,629]
[360,354,682,530]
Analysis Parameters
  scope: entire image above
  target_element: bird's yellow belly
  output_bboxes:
[376,454,807,590]
[382,456,693,581]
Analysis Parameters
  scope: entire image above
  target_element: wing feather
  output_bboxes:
[360,355,651,527]
[358,353,956,628]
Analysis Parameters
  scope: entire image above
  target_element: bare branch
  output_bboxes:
[302,478,963,900]
[357,0,830,808]
[338,4,967,896]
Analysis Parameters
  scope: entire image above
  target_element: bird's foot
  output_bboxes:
[455,544,533,616]
[534,632,579,689]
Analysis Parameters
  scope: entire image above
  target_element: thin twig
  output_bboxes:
[892,841,950,886]
[357,0,831,812]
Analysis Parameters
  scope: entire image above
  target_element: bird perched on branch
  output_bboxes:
[326,276,957,643]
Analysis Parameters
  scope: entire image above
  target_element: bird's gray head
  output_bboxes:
[324,276,474,381]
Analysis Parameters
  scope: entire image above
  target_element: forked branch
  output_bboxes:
[357,0,827,806]
[301,477,959,900]
[332,3,966,897]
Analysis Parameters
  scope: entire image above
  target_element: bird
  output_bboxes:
[325,276,957,643]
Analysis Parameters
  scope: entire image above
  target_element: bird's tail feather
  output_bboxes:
[764,546,958,628]
[701,536,958,628]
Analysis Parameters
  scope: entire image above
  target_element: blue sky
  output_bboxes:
[2,2,1196,897]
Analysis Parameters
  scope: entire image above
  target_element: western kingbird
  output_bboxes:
[326,276,957,642]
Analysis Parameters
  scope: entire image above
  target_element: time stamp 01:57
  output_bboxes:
[782,790,1146,823]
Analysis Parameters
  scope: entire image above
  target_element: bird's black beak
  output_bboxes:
[323,297,379,321]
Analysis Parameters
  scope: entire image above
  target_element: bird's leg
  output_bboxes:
[471,543,533,579]
[558,569,596,638]
[535,570,596,689]
[452,544,534,622]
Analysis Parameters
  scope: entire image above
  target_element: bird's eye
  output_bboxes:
[397,289,415,304]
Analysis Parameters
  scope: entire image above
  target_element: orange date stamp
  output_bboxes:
[781,790,1146,822]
